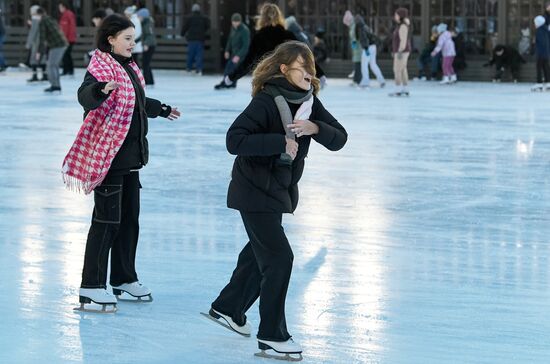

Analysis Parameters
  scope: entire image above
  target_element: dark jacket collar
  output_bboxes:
[110,52,132,66]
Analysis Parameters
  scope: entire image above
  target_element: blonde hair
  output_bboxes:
[256,3,285,30]
[252,41,320,97]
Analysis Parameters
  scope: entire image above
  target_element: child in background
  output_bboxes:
[431,23,457,84]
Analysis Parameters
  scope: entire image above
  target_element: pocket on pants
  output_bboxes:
[93,184,122,224]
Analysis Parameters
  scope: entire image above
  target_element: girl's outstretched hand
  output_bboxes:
[167,107,181,121]
[288,120,319,138]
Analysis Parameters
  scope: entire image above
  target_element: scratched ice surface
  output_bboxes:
[0,69,549,364]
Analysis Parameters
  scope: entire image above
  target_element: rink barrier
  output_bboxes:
[3,26,216,72]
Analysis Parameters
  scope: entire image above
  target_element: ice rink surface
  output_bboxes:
[0,70,549,364]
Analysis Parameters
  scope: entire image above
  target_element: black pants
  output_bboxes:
[353,61,362,84]
[495,63,520,81]
[62,43,74,75]
[536,57,550,83]
[81,172,141,288]
[142,46,155,85]
[212,212,294,342]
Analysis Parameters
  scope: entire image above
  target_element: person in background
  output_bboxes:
[0,8,6,72]
[531,15,550,91]
[431,23,457,84]
[416,25,438,80]
[452,27,467,73]
[84,8,107,65]
[137,8,156,87]
[36,7,68,93]
[124,6,143,66]
[181,3,210,75]
[214,13,250,90]
[355,14,385,88]
[343,10,362,85]
[483,44,526,83]
[58,1,76,76]
[389,7,412,97]
[26,5,48,82]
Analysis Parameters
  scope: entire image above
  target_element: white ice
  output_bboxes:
[0,70,549,364]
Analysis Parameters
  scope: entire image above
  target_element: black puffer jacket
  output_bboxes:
[77,54,172,174]
[181,11,210,42]
[229,25,325,82]
[226,81,347,213]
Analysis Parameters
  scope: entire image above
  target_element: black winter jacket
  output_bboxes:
[226,87,347,213]
[181,11,210,42]
[229,25,325,82]
[77,54,171,174]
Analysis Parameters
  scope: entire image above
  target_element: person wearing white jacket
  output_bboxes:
[124,6,143,65]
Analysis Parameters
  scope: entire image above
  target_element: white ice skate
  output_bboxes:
[75,288,117,313]
[440,76,450,84]
[112,281,153,302]
[531,83,544,92]
[450,74,457,84]
[255,338,303,362]
[200,308,251,337]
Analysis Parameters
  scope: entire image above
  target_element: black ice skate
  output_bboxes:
[255,338,303,362]
[200,308,251,337]
[44,86,61,94]
[74,288,117,313]
[112,281,153,302]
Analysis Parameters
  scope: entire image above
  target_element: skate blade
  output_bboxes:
[254,350,303,362]
[199,312,251,337]
[115,292,153,303]
[73,302,117,313]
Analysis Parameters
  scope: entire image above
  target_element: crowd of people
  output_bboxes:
[2,2,550,95]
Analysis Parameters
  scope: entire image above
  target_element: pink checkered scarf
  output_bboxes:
[62,50,144,194]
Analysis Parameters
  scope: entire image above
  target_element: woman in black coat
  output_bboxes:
[218,3,325,89]
[205,41,346,360]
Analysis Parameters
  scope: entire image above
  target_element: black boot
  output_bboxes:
[27,74,39,83]
[44,86,61,93]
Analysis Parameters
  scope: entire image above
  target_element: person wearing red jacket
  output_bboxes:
[58,1,76,75]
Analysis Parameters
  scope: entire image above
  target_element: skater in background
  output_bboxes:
[26,5,48,83]
[205,41,347,360]
[61,14,181,312]
[0,8,6,72]
[355,14,385,88]
[36,7,68,93]
[343,10,362,86]
[221,3,326,89]
[58,1,76,76]
[483,44,525,83]
[416,25,439,80]
[181,3,210,75]
[431,23,457,84]
[389,7,412,96]
[124,6,143,66]
[214,13,250,90]
[452,27,467,73]
[532,15,550,91]
[84,8,107,65]
[137,8,156,87]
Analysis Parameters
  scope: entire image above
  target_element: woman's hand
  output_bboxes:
[102,80,120,94]
[288,120,319,138]
[285,137,299,160]
[167,107,181,121]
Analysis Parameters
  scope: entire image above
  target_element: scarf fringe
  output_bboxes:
[62,172,95,195]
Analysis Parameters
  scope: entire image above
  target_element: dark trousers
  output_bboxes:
[62,43,74,75]
[223,58,238,85]
[353,61,362,84]
[142,46,156,85]
[187,41,204,71]
[212,212,294,342]
[81,172,141,288]
[536,57,550,83]
[494,62,520,81]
